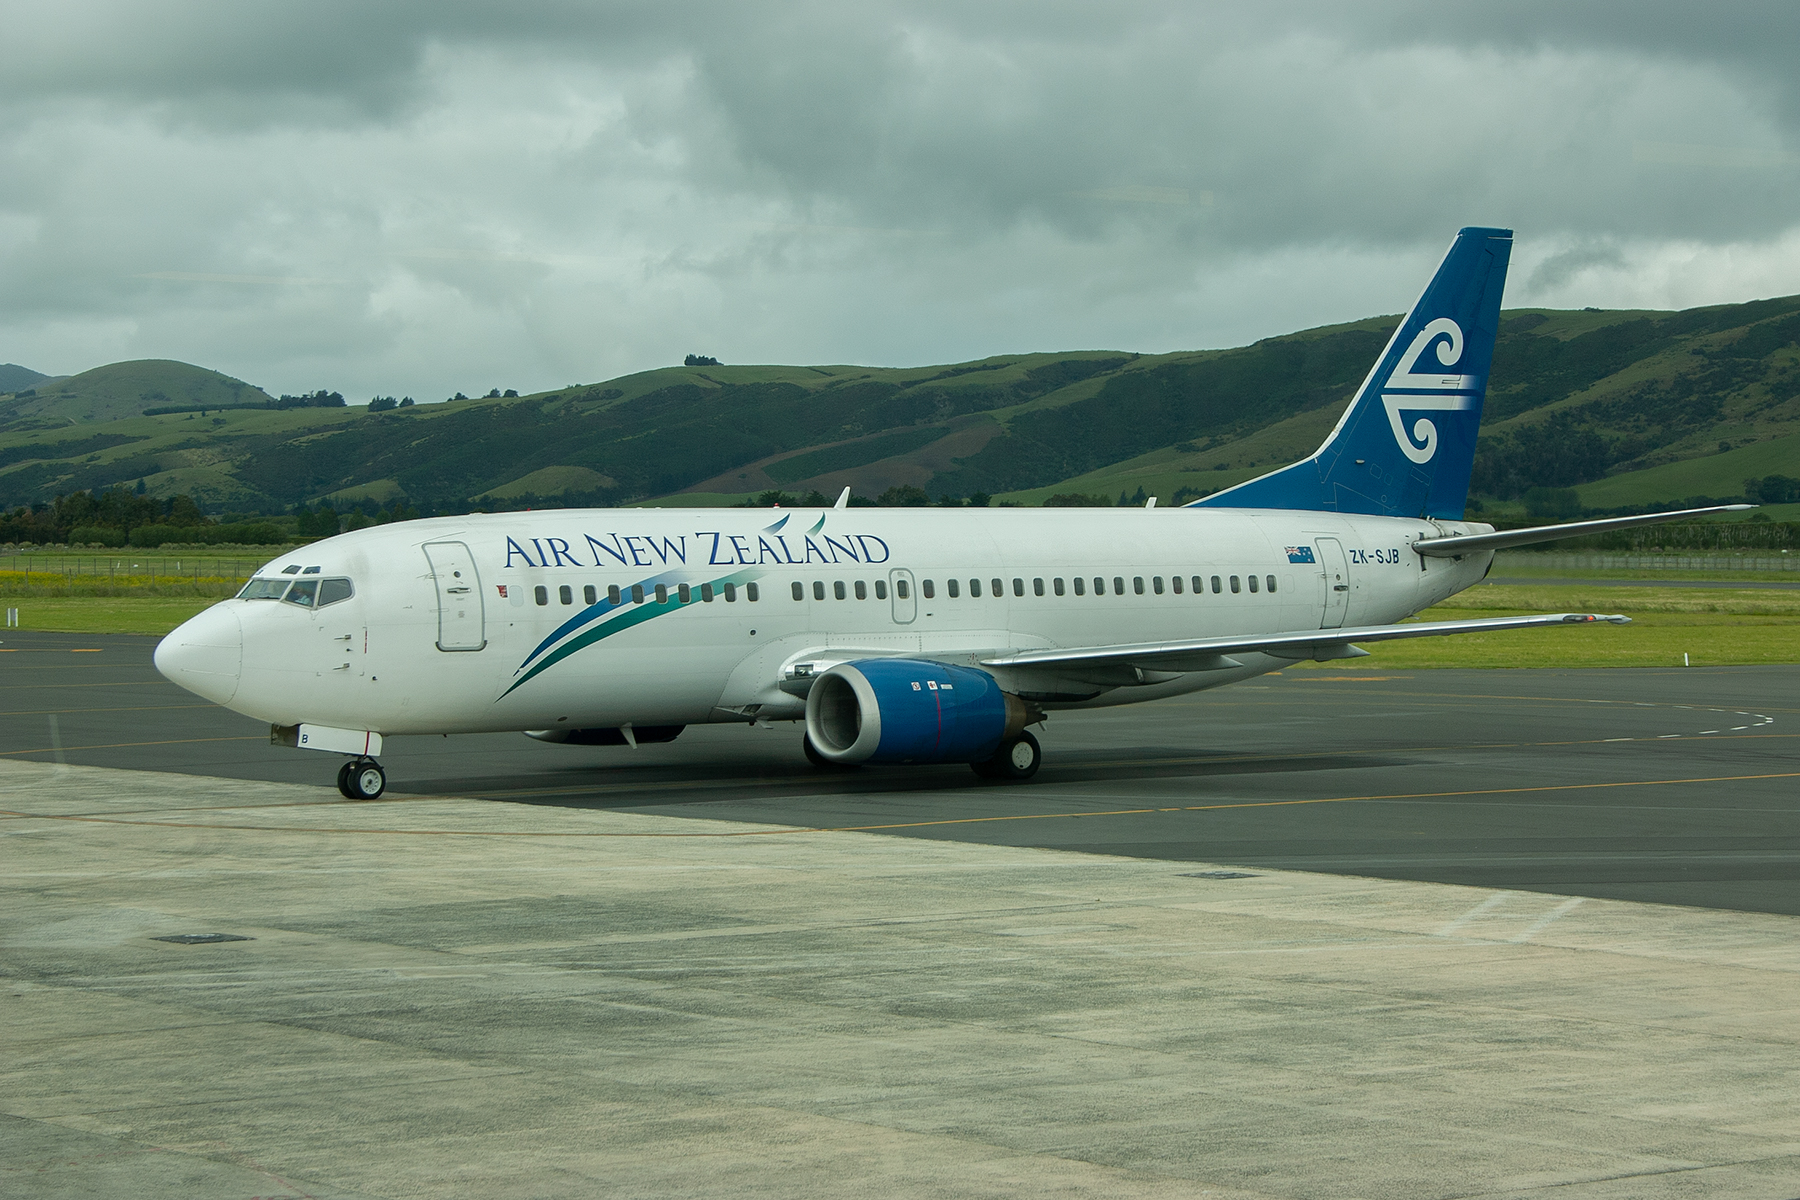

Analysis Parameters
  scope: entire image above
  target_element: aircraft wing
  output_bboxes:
[1414,504,1753,557]
[980,612,1630,673]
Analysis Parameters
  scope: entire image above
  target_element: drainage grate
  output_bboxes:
[152,933,254,945]
[1178,871,1259,880]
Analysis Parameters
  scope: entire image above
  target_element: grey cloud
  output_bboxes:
[0,2,1797,402]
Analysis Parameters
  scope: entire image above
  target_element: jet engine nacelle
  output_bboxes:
[804,659,1036,765]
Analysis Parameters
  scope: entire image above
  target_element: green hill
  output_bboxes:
[1,293,1795,517]
[0,359,274,430]
[0,364,49,394]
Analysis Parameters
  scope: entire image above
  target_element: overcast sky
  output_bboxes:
[3,1,1799,401]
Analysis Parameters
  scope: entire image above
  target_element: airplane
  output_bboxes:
[154,227,1750,799]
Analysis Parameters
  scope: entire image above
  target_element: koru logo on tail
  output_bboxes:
[1381,317,1479,464]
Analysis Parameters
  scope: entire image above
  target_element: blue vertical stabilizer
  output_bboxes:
[1193,227,1512,517]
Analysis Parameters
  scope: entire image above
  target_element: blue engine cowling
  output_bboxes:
[804,659,1032,765]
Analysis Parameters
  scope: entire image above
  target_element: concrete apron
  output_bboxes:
[2,758,1797,1200]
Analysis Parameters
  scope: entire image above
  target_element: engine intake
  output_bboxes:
[805,659,1037,765]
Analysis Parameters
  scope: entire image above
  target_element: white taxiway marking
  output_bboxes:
[1510,896,1586,943]
[1436,892,1512,937]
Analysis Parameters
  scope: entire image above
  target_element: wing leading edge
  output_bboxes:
[981,612,1630,673]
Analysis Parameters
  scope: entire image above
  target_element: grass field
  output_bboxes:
[1,597,217,635]
[1293,583,1800,669]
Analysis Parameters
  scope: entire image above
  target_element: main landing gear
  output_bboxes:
[337,758,387,800]
[971,730,1041,782]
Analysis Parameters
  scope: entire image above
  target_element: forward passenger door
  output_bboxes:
[423,541,486,651]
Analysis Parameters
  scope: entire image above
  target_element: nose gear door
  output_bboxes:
[423,541,487,651]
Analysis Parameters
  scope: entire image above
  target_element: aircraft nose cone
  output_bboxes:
[154,604,242,704]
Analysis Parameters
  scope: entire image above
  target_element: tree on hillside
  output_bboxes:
[878,485,930,507]
[1746,475,1799,504]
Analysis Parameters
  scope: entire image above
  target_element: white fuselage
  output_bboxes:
[160,506,1494,737]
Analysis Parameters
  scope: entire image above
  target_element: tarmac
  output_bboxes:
[4,633,1799,1197]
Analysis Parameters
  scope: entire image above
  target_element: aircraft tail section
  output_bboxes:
[1193,226,1512,518]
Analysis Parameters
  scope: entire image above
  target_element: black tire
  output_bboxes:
[973,731,1041,782]
[344,759,386,800]
[336,760,357,799]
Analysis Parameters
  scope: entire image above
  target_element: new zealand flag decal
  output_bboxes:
[1285,546,1316,564]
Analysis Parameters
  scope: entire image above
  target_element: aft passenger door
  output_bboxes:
[888,568,917,625]
[1315,537,1350,629]
[423,541,486,651]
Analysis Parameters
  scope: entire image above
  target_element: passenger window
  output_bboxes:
[654,584,668,604]
[792,581,804,601]
[1171,575,1182,594]
[608,585,621,605]
[994,578,1005,597]
[875,580,887,600]
[283,580,318,608]
[1052,578,1064,596]
[1230,575,1241,593]
[947,578,960,598]
[746,583,759,601]
[678,583,691,603]
[701,583,714,602]
[1267,575,1277,593]
[921,579,933,598]
[1248,575,1259,593]
[317,578,353,607]
[725,583,738,602]
[1093,577,1105,595]
[1113,576,1125,595]
[1193,576,1203,595]
[1133,576,1144,595]
[970,578,982,597]
[855,580,867,600]
[559,585,573,605]
[239,578,289,600]
[631,584,645,604]
[535,585,549,606]
[583,584,597,605]
[813,581,825,600]
[1211,575,1222,594]
[1073,577,1085,596]
[1033,578,1044,597]
[834,580,846,600]
[1152,576,1164,594]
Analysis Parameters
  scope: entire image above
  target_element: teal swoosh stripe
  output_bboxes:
[517,567,687,675]
[499,569,763,700]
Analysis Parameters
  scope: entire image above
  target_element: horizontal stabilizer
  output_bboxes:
[1415,505,1755,557]
[982,612,1629,673]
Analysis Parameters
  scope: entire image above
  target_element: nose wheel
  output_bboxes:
[337,758,387,800]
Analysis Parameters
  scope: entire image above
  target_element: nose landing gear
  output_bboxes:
[337,758,387,800]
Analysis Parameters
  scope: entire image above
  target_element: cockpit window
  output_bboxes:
[283,579,319,608]
[239,578,290,600]
[317,578,354,607]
